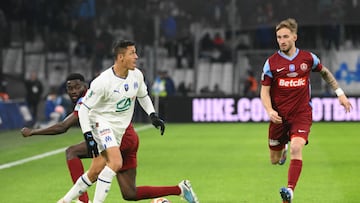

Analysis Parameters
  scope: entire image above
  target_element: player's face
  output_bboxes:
[276,28,297,54]
[66,79,86,103]
[120,45,138,70]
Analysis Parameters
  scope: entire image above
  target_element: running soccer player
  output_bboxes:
[57,40,199,203]
[260,18,352,203]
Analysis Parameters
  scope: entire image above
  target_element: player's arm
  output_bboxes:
[320,66,352,112]
[137,71,165,135]
[21,112,78,137]
[137,95,165,135]
[260,85,282,124]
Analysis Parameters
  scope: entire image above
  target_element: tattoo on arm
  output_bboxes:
[320,66,339,91]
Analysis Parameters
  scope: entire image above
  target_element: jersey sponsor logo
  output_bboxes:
[269,139,280,146]
[278,77,306,88]
[124,84,129,91]
[99,128,111,136]
[134,82,138,89]
[276,67,285,72]
[116,98,131,112]
[113,89,120,93]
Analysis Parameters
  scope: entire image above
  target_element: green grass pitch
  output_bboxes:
[0,122,359,203]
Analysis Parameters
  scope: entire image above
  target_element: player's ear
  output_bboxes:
[293,34,297,42]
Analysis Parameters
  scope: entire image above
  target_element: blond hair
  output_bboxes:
[276,18,298,34]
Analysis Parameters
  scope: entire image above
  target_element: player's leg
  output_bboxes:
[287,136,306,191]
[117,168,182,200]
[60,155,106,203]
[116,124,198,202]
[280,137,306,203]
[280,136,305,203]
[280,116,310,203]
[93,147,123,203]
[65,141,92,203]
[268,122,289,165]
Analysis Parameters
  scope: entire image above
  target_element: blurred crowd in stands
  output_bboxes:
[1,0,360,57]
[1,0,360,124]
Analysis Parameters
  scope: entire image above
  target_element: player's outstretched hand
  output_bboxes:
[21,127,32,137]
[150,112,165,135]
[338,94,352,113]
[83,131,99,157]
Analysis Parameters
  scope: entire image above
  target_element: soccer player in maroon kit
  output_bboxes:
[21,73,93,202]
[260,18,352,203]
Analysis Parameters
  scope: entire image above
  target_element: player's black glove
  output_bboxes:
[83,131,99,157]
[150,112,165,135]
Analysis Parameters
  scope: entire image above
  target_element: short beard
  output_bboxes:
[281,48,290,54]
[280,44,293,55]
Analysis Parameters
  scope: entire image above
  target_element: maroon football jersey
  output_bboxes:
[261,49,323,119]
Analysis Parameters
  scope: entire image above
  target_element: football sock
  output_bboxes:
[93,166,116,203]
[135,186,181,200]
[63,172,92,202]
[67,158,89,203]
[288,159,303,191]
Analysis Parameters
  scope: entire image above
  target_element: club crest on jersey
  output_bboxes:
[300,63,308,71]
[124,84,129,91]
[289,64,295,72]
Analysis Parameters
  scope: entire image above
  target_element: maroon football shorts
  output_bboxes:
[119,123,139,171]
[268,111,312,151]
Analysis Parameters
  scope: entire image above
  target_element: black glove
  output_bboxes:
[83,131,99,157]
[150,112,165,135]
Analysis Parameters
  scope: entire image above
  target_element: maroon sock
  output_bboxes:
[67,158,89,202]
[288,159,303,191]
[135,186,181,200]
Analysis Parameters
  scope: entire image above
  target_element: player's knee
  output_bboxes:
[122,191,137,201]
[65,146,78,160]
[290,145,302,157]
[108,162,123,172]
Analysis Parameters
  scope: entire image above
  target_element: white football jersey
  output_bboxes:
[82,67,148,132]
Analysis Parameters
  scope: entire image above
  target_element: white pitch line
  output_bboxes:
[0,148,67,170]
[0,125,153,170]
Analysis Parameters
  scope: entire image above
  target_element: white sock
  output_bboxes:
[93,166,116,203]
[63,173,92,202]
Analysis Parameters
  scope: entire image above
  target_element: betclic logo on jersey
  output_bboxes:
[278,77,307,88]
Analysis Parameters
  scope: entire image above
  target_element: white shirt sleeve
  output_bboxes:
[78,103,91,133]
[78,78,104,133]
[137,95,155,115]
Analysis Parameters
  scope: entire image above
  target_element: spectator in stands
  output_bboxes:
[213,32,225,49]
[37,87,66,128]
[199,32,215,59]
[0,80,9,102]
[243,70,258,97]
[0,8,10,48]
[24,71,43,124]
[151,70,176,97]
[178,81,191,97]
[151,70,176,120]
[212,83,225,96]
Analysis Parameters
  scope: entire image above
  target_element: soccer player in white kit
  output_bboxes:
[58,40,199,203]
[80,40,163,203]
